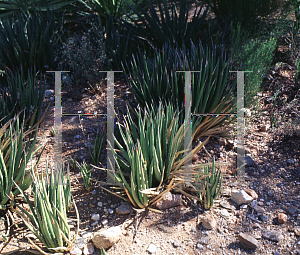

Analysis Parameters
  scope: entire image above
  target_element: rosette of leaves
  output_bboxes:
[0,10,63,73]
[106,103,209,209]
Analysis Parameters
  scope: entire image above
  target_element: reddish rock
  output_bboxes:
[278,213,288,224]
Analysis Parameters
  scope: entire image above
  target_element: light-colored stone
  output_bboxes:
[220,209,230,217]
[116,203,133,215]
[70,247,82,255]
[74,237,85,249]
[91,214,100,221]
[202,215,217,230]
[83,243,95,255]
[155,192,182,210]
[278,213,288,224]
[238,233,260,249]
[244,189,258,199]
[92,226,122,249]
[147,244,157,254]
[231,189,253,205]
[220,200,236,210]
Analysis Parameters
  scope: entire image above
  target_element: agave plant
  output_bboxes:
[89,127,105,165]
[0,68,46,129]
[123,0,209,49]
[124,41,235,140]
[0,0,77,18]
[196,158,223,209]
[76,161,93,192]
[0,10,63,73]
[106,103,209,209]
[0,115,44,210]
[13,161,79,254]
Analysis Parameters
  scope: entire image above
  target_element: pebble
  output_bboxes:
[92,226,122,249]
[238,233,260,249]
[92,190,97,195]
[91,221,98,227]
[98,202,103,207]
[108,209,114,214]
[173,240,181,248]
[116,203,133,215]
[220,209,230,217]
[74,237,85,249]
[240,204,248,209]
[102,219,108,226]
[278,213,288,224]
[244,156,255,166]
[220,200,236,210]
[198,236,210,245]
[75,135,81,139]
[44,89,54,97]
[202,215,217,230]
[147,244,157,254]
[91,214,100,221]
[262,230,284,242]
[196,243,204,249]
[154,192,182,210]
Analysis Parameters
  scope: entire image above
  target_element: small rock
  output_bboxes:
[244,156,254,166]
[262,230,284,242]
[253,223,261,229]
[258,215,269,222]
[108,209,114,214]
[196,243,204,249]
[92,190,97,195]
[91,214,100,221]
[202,215,217,230]
[220,209,230,217]
[83,243,95,255]
[258,201,264,206]
[81,231,92,240]
[240,204,248,209]
[98,202,103,207]
[238,233,260,249]
[231,189,253,205]
[278,213,288,224]
[198,236,210,245]
[49,96,54,101]
[294,226,300,236]
[45,89,54,97]
[91,221,98,227]
[259,125,269,132]
[92,226,122,249]
[173,240,181,248]
[75,135,81,139]
[250,200,258,208]
[155,192,182,210]
[70,247,82,255]
[102,219,108,226]
[147,244,157,254]
[244,189,258,199]
[253,205,265,213]
[116,203,133,215]
[288,206,298,215]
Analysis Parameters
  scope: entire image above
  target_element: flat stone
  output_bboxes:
[92,226,122,249]
[238,233,260,249]
[231,189,253,206]
[116,203,133,215]
[198,236,210,245]
[244,188,258,199]
[155,192,182,210]
[253,205,265,213]
[220,200,236,210]
[74,237,85,249]
[45,89,54,97]
[262,230,284,242]
[278,213,288,224]
[202,215,217,230]
[147,244,157,254]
